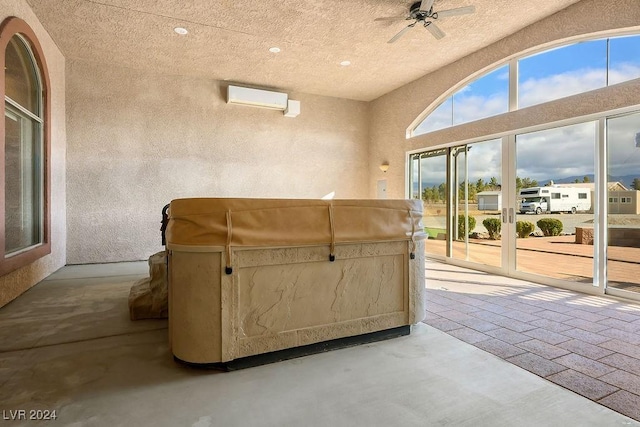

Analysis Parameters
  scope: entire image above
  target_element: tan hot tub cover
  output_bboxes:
[166,198,426,264]
[166,198,426,365]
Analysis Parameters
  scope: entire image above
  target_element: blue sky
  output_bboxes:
[412,34,640,191]
[415,34,640,134]
[455,64,507,99]
[518,40,607,84]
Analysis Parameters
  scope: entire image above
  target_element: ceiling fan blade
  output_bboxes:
[388,25,413,43]
[436,5,476,18]
[374,16,408,22]
[425,22,445,40]
[420,0,435,11]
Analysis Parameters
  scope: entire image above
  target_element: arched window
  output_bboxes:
[413,33,640,137]
[1,17,50,276]
[414,64,509,136]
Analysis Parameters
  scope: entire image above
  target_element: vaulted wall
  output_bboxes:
[65,60,370,263]
[369,0,640,199]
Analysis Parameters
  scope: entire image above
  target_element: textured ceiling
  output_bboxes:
[26,0,582,101]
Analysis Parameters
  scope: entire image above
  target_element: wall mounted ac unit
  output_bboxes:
[227,85,288,110]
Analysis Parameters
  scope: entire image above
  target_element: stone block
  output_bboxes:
[575,227,594,245]
[129,251,168,320]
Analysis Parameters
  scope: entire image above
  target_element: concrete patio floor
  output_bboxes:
[0,261,638,426]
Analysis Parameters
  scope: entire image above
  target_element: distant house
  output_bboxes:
[607,182,630,191]
[554,182,639,214]
[477,191,502,211]
[608,190,640,214]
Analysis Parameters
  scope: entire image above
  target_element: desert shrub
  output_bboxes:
[516,221,535,238]
[457,215,476,239]
[536,218,563,236]
[482,218,501,240]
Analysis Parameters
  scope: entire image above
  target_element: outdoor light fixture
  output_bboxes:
[379,163,390,172]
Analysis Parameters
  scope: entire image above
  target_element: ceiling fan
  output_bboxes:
[375,0,476,43]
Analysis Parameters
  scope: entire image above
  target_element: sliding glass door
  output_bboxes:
[513,122,596,286]
[451,139,502,268]
[409,150,447,258]
[409,108,640,298]
[606,112,640,295]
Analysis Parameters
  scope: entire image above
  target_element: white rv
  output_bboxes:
[519,186,591,214]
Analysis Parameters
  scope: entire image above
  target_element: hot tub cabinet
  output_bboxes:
[166,198,426,367]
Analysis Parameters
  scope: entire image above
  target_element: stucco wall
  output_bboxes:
[369,0,640,199]
[66,60,370,264]
[0,0,66,307]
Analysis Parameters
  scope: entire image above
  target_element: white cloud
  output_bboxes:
[519,65,640,108]
[608,63,640,85]
[414,99,452,134]
[465,139,502,182]
[453,93,508,125]
[496,70,510,80]
[519,68,606,108]
[608,113,640,179]
[516,122,596,181]
[413,62,640,184]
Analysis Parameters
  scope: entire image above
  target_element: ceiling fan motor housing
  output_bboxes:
[380,0,473,43]
[410,1,433,20]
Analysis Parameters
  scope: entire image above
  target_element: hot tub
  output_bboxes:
[166,198,426,367]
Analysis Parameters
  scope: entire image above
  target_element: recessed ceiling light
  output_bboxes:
[174,27,188,35]
[340,60,351,66]
[269,47,281,53]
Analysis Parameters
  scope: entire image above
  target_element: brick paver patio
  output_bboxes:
[424,260,640,422]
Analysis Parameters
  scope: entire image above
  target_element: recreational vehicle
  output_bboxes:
[519,186,591,214]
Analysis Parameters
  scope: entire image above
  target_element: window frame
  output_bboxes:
[410,31,640,138]
[0,17,50,276]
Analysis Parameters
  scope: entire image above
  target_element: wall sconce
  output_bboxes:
[379,162,390,173]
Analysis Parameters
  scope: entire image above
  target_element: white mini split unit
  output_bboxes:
[227,85,300,118]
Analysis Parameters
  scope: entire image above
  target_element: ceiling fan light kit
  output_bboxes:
[375,0,476,43]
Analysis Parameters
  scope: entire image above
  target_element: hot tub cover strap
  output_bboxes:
[408,209,416,259]
[225,210,233,274]
[328,204,336,261]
